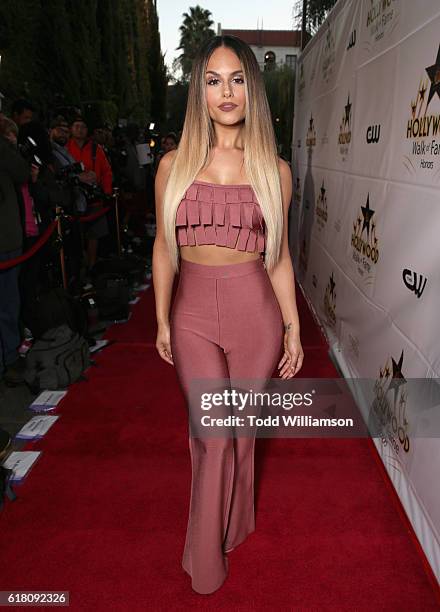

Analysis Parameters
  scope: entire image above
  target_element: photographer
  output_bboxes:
[11,99,35,129]
[8,120,44,331]
[67,116,113,272]
[50,116,88,215]
[0,118,30,384]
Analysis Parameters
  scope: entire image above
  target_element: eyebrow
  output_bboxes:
[206,70,243,76]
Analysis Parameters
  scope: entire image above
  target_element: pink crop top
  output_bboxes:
[175,180,266,253]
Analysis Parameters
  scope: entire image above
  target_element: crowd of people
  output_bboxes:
[0,97,178,386]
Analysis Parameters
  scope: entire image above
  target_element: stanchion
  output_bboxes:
[113,187,122,257]
[55,206,68,290]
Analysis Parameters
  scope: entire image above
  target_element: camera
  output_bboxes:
[79,182,112,205]
[18,136,43,167]
[55,161,85,184]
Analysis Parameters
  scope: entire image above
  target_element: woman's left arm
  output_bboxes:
[266,158,304,378]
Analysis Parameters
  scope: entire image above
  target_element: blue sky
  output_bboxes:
[156,0,300,77]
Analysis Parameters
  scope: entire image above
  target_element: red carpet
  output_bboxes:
[0,280,439,610]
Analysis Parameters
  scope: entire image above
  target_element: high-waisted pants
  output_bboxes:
[170,256,284,594]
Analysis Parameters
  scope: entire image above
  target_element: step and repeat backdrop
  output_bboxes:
[291,0,440,580]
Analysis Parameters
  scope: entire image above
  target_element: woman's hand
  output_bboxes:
[278,325,304,378]
[156,323,174,365]
[79,170,97,185]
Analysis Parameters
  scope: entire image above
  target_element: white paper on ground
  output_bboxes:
[30,390,68,411]
[107,312,132,324]
[136,143,151,165]
[15,415,59,440]
[129,296,140,305]
[89,339,110,354]
[1,451,41,481]
[137,283,150,291]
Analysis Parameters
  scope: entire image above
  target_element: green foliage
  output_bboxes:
[295,0,338,35]
[264,64,296,159]
[0,0,167,125]
[174,5,216,81]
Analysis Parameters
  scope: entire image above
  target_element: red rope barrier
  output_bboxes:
[65,200,113,224]
[0,194,116,271]
[0,219,58,270]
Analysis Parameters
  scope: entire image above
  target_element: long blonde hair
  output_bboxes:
[163,35,284,274]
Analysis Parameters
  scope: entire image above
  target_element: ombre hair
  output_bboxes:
[162,35,284,274]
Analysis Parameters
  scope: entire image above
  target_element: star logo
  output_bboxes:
[388,350,406,398]
[344,95,352,127]
[329,273,336,299]
[360,194,375,239]
[425,44,440,106]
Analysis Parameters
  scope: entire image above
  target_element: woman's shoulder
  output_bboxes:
[155,149,177,188]
[277,157,292,189]
[277,157,293,208]
[158,149,177,172]
[277,156,291,177]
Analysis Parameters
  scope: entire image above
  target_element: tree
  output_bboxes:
[174,5,216,82]
[66,0,101,101]
[0,0,44,103]
[144,0,167,124]
[294,0,338,36]
[0,1,166,125]
[264,64,296,159]
[36,0,81,110]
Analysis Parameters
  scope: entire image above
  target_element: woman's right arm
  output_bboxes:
[153,150,177,365]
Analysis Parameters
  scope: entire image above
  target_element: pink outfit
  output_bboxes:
[175,180,266,253]
[21,184,39,237]
[170,256,284,593]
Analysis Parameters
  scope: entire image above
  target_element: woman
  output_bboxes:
[153,35,304,594]
[1,119,43,342]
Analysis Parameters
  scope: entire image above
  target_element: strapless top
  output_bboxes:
[175,180,266,253]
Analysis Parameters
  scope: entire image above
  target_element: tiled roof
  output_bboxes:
[220,29,303,47]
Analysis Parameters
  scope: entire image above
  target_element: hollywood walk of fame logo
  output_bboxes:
[404,44,440,178]
[338,93,352,160]
[350,193,379,286]
[316,180,328,230]
[372,350,410,454]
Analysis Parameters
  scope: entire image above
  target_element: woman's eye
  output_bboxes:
[206,77,244,85]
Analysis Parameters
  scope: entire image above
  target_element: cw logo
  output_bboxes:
[347,30,356,50]
[402,269,427,298]
[366,124,381,143]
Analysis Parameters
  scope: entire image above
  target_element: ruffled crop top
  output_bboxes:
[175,180,266,253]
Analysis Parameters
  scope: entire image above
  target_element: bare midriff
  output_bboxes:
[179,244,262,266]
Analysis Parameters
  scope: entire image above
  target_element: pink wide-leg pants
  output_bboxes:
[170,256,284,594]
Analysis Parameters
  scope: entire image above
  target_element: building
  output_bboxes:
[217,25,305,71]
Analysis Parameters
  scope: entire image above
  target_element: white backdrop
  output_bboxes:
[291,0,440,581]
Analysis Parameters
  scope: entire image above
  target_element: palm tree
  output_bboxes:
[173,5,216,81]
